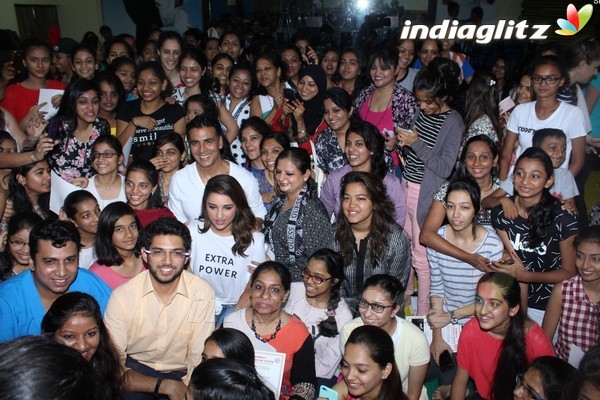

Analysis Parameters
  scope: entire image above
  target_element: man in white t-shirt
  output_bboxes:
[169,115,266,226]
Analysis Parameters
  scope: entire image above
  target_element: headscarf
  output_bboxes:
[297,65,327,134]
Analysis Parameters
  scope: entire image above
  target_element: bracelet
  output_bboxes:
[153,378,163,399]
[30,153,38,163]
[296,134,310,144]
[296,129,307,136]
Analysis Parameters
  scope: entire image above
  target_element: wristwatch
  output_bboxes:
[450,310,459,325]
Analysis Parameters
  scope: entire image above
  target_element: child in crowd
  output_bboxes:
[543,226,600,366]
[62,190,100,269]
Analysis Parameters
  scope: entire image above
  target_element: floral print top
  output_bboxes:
[314,127,347,174]
[49,117,110,182]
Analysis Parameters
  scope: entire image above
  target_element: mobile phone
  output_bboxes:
[318,385,338,400]
[283,88,298,102]
[439,350,454,372]
[499,96,516,115]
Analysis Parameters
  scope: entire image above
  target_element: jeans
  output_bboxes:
[124,356,186,400]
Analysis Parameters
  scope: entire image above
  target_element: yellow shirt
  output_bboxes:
[104,270,215,384]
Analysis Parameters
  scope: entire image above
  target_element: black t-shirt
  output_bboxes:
[117,99,185,161]
[492,198,579,310]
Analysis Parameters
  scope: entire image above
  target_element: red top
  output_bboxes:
[0,80,66,122]
[134,208,176,229]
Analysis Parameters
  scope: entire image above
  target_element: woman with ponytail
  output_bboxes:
[451,272,554,400]
[490,148,578,326]
[284,248,353,386]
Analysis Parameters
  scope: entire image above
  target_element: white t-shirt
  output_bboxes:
[79,246,96,270]
[189,222,267,314]
[168,161,266,224]
[507,101,587,169]
[85,175,127,210]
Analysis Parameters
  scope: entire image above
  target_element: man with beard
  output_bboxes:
[105,217,215,399]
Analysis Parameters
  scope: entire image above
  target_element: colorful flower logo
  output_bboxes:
[556,4,593,35]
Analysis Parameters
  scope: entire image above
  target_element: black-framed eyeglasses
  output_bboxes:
[531,75,561,85]
[143,248,190,259]
[300,268,332,285]
[90,152,118,161]
[516,374,544,400]
[357,298,395,314]
[9,239,29,248]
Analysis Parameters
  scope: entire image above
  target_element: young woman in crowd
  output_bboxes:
[0,131,17,222]
[425,177,504,399]
[542,225,600,363]
[321,49,339,89]
[112,57,137,101]
[258,131,291,208]
[106,38,133,65]
[285,248,353,386]
[340,275,429,400]
[62,190,100,269]
[334,172,411,310]
[124,159,175,228]
[334,325,408,400]
[203,37,220,68]
[0,212,42,281]
[491,148,578,326]
[354,47,418,174]
[491,56,517,103]
[140,39,158,62]
[320,120,406,225]
[86,135,126,209]
[224,261,317,400]
[513,356,578,400]
[336,47,364,95]
[421,135,502,273]
[41,291,123,399]
[395,38,418,92]
[250,52,287,126]
[415,39,441,70]
[95,72,125,135]
[396,58,463,315]
[225,64,253,164]
[201,328,255,367]
[189,175,268,326]
[219,31,243,63]
[314,87,351,175]
[149,132,184,207]
[89,201,144,289]
[116,61,186,162]
[157,31,183,88]
[283,65,328,153]
[462,71,501,147]
[450,273,555,400]
[7,157,53,219]
[263,148,334,282]
[71,44,99,81]
[211,54,234,98]
[281,44,303,88]
[48,78,110,183]
[500,56,587,180]
[172,48,209,105]
[0,39,66,126]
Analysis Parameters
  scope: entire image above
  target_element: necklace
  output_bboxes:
[250,310,282,343]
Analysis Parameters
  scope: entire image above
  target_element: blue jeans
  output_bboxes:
[124,356,186,400]
[215,304,236,327]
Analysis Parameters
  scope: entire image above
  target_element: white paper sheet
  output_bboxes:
[38,89,64,121]
[406,316,463,353]
[49,170,80,214]
[255,350,286,399]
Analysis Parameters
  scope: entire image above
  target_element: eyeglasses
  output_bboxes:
[90,152,118,161]
[531,75,561,85]
[9,239,29,248]
[300,268,332,285]
[515,374,544,400]
[143,248,190,259]
[357,298,395,314]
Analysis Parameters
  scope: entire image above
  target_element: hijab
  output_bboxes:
[297,65,327,134]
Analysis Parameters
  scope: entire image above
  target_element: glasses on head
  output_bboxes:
[143,248,190,259]
[300,268,332,285]
[531,75,560,85]
[515,374,544,400]
[357,298,395,314]
[9,239,29,248]
[90,152,118,161]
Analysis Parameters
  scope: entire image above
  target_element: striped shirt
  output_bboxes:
[403,110,451,184]
[428,226,504,316]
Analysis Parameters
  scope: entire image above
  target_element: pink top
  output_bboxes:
[456,318,555,399]
[89,262,145,290]
[359,99,399,167]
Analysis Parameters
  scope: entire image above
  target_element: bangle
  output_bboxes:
[30,153,38,163]
[153,378,163,399]
[296,134,310,144]
[296,129,307,137]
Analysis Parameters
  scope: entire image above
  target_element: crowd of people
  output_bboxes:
[0,15,599,400]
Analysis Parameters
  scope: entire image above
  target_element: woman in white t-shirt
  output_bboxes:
[189,174,268,326]
[86,135,126,210]
[500,56,587,181]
